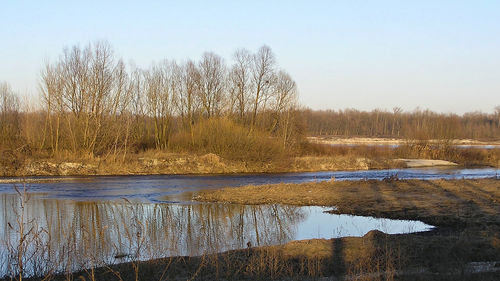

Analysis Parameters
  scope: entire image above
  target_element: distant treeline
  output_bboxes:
[302,108,500,140]
[0,41,301,161]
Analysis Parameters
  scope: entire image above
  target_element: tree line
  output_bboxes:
[0,41,301,160]
[2,41,499,162]
[302,107,500,140]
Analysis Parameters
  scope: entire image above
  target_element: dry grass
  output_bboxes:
[2,136,499,177]
[14,229,499,281]
[0,150,403,177]
[299,141,500,167]
[169,118,287,162]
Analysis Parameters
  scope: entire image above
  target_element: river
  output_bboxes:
[0,167,498,202]
[1,167,498,277]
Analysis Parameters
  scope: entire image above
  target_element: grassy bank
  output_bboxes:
[195,178,500,228]
[2,131,500,177]
[14,230,499,281]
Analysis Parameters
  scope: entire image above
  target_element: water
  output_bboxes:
[0,194,432,277]
[3,167,496,276]
[295,206,430,239]
[0,167,498,203]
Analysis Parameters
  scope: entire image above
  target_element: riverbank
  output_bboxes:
[15,178,499,281]
[2,137,499,177]
[0,153,405,177]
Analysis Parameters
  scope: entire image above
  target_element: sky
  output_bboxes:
[1,0,499,114]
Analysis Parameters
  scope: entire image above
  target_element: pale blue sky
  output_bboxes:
[1,0,499,113]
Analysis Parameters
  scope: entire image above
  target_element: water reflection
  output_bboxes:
[0,194,432,277]
[0,194,305,276]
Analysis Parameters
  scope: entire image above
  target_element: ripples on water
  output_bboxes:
[0,168,498,202]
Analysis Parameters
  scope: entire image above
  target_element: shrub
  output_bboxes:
[170,118,286,162]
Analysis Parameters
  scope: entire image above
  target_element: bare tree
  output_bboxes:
[144,60,176,149]
[85,41,116,153]
[272,71,296,116]
[106,59,132,158]
[270,71,297,146]
[0,82,19,114]
[175,60,200,132]
[126,66,148,153]
[495,105,500,129]
[392,107,402,137]
[197,52,226,118]
[0,82,20,147]
[250,45,275,129]
[40,62,65,153]
[34,42,306,157]
[40,41,131,155]
[229,49,252,123]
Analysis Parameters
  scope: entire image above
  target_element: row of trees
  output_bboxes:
[2,41,499,160]
[1,41,300,158]
[303,107,500,140]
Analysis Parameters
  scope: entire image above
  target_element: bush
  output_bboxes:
[170,118,286,162]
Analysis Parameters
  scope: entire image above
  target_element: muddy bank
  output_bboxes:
[15,229,500,281]
[0,153,401,177]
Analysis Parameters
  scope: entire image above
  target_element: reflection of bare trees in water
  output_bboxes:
[1,186,51,279]
[0,194,304,277]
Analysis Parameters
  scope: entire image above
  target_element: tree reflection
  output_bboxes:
[0,194,305,277]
